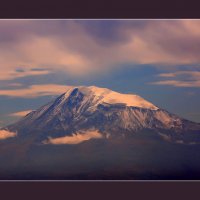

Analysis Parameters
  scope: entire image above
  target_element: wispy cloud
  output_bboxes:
[0,69,52,81]
[0,129,17,140]
[44,131,102,145]
[0,84,72,98]
[7,83,23,87]
[150,71,200,87]
[9,110,33,117]
[159,73,176,78]
[158,71,200,78]
[151,80,200,87]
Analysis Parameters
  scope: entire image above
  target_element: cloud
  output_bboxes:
[9,110,33,117]
[1,20,200,79]
[0,84,72,98]
[7,83,23,87]
[43,130,102,145]
[150,71,200,87]
[158,71,200,78]
[0,129,17,140]
[158,132,171,142]
[151,80,200,87]
[0,68,52,81]
[159,73,176,78]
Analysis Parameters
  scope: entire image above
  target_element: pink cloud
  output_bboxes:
[151,80,200,87]
[9,110,33,117]
[43,130,102,145]
[0,129,17,140]
[150,71,200,87]
[0,69,52,81]
[0,84,73,98]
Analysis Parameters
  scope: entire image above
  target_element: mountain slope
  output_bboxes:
[3,86,200,144]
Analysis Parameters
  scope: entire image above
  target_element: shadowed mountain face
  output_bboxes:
[1,86,200,180]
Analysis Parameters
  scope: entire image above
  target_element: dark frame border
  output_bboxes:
[1,0,200,199]
[0,0,200,19]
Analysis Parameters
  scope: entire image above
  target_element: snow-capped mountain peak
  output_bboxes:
[62,86,158,110]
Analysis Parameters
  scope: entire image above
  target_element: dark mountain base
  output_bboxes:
[1,131,200,180]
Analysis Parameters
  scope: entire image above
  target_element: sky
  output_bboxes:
[0,19,200,127]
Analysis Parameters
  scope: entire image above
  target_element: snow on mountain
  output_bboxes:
[63,86,158,110]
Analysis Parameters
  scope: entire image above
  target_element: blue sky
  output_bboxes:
[0,20,200,127]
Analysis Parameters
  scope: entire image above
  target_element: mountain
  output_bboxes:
[1,85,200,180]
[3,86,200,144]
